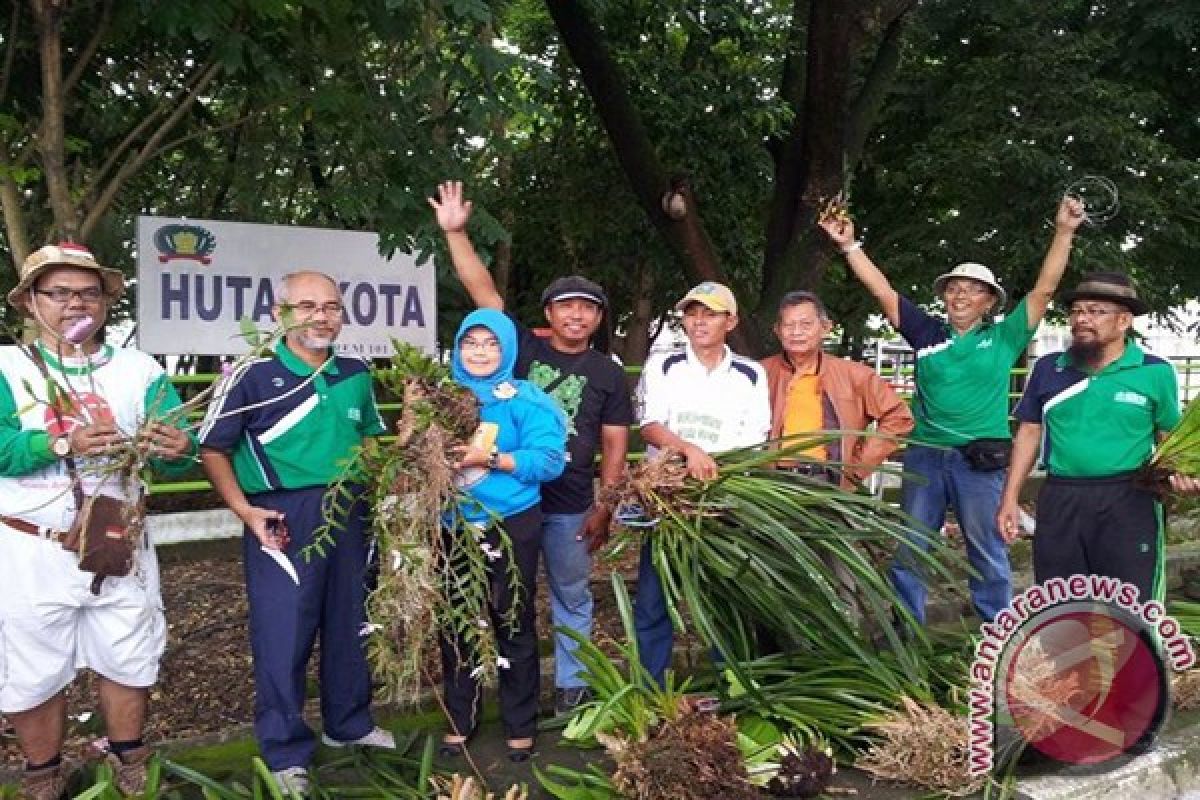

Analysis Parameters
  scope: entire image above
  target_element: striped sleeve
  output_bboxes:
[1014,356,1050,424]
[198,362,255,451]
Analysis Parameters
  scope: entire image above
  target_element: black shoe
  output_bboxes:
[554,687,593,716]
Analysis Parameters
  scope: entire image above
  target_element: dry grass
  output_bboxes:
[856,697,984,797]
[602,710,759,800]
[1005,638,1084,742]
[1172,668,1200,711]
[433,774,527,800]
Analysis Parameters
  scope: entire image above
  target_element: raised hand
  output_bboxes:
[1056,195,1086,232]
[816,198,856,249]
[429,180,473,233]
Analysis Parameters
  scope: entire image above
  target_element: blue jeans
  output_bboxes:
[542,511,593,689]
[889,444,1012,624]
[633,539,672,686]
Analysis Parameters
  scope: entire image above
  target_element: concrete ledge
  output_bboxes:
[1016,719,1200,799]
[148,509,241,545]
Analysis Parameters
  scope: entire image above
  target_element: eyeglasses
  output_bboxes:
[34,287,105,305]
[289,301,344,317]
[460,337,501,352]
[1068,305,1123,319]
[943,282,992,298]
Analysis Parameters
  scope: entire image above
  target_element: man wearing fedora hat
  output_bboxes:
[0,243,195,798]
[998,272,1199,602]
[819,197,1086,625]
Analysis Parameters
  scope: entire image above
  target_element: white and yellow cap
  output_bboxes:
[674,281,738,315]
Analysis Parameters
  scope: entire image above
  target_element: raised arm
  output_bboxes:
[817,211,900,327]
[1025,196,1085,327]
[428,180,503,310]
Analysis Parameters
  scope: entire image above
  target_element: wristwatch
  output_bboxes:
[50,435,71,458]
[486,446,500,471]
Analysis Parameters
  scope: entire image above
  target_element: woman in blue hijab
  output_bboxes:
[440,309,566,762]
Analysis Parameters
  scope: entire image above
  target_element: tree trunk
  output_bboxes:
[543,0,752,354]
[615,257,654,366]
[30,0,78,241]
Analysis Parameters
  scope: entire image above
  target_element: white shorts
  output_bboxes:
[0,522,166,713]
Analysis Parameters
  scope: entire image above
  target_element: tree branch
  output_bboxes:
[0,2,19,105]
[149,112,260,167]
[80,58,222,240]
[0,144,31,268]
[62,0,114,97]
[845,1,915,168]
[84,108,165,202]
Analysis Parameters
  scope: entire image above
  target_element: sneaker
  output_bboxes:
[555,687,594,716]
[106,746,152,797]
[320,726,396,750]
[271,766,310,797]
[19,761,70,800]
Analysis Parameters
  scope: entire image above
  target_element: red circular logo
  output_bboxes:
[43,392,115,437]
[998,602,1168,766]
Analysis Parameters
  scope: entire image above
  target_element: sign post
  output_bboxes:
[136,216,436,356]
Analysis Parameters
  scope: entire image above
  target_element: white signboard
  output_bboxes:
[136,216,435,357]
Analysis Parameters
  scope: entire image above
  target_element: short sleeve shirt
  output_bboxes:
[898,295,1036,446]
[636,345,771,453]
[1014,341,1181,478]
[513,320,634,514]
[199,342,386,494]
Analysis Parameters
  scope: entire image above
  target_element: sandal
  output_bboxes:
[506,738,535,763]
[438,736,468,759]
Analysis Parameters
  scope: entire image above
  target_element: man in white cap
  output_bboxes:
[0,243,195,798]
[633,281,771,683]
[819,197,1085,625]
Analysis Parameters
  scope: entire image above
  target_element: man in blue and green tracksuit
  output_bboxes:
[999,272,1200,603]
[200,271,393,795]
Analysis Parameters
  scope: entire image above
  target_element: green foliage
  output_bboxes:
[604,444,963,696]
[846,0,1200,332]
[1152,395,1200,479]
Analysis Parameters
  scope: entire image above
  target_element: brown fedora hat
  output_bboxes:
[6,243,125,314]
[1059,271,1150,316]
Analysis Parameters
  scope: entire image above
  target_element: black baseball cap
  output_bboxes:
[541,275,608,308]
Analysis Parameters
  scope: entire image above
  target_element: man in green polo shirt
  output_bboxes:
[998,272,1200,602]
[200,271,394,796]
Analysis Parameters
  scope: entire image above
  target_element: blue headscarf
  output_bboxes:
[451,308,519,404]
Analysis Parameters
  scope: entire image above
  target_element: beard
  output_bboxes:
[1067,338,1105,369]
[297,331,336,350]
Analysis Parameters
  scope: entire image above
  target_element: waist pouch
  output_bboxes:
[959,438,1012,472]
[64,494,136,593]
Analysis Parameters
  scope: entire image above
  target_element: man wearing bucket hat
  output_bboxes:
[430,181,633,714]
[0,243,195,798]
[819,197,1086,625]
[633,280,771,683]
[998,272,1199,603]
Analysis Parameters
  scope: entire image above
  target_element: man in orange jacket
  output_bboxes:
[761,290,913,488]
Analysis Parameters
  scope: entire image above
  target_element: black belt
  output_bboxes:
[779,464,839,480]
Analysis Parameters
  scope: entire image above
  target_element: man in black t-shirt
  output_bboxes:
[430,181,634,714]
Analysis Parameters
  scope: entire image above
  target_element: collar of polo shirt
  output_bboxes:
[277,340,340,377]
